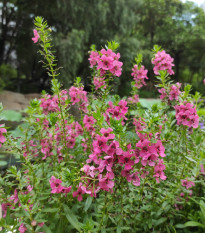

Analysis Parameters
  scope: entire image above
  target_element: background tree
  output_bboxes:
[0,0,205,96]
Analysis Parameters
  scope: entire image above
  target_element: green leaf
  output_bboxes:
[184,221,205,228]
[175,224,186,228]
[84,196,92,212]
[63,204,83,232]
[154,217,167,226]
[41,224,53,233]
[42,208,59,213]
[117,226,121,233]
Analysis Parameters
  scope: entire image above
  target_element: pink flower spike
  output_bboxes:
[19,223,27,233]
[32,29,40,43]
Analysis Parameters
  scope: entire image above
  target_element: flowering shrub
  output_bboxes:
[0,17,205,233]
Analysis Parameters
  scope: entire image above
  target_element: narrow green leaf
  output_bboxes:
[184,221,205,228]
[63,204,82,232]
[84,196,92,212]
[117,226,121,233]
[42,208,59,213]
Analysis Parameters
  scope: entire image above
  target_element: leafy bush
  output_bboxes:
[0,17,205,233]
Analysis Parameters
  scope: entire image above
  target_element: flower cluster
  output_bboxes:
[175,102,199,128]
[136,133,166,183]
[93,76,106,90]
[127,94,139,104]
[49,176,72,194]
[152,50,175,75]
[72,122,167,202]
[131,65,148,89]
[169,83,181,101]
[40,90,68,115]
[158,82,181,101]
[89,49,123,77]
[69,86,88,113]
[181,179,195,190]
[105,100,128,125]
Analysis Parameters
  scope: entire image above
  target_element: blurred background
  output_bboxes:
[0,0,205,97]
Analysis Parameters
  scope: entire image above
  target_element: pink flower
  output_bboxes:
[69,86,88,112]
[98,172,115,192]
[88,51,100,68]
[153,159,166,183]
[131,65,148,89]
[19,223,27,233]
[32,29,40,43]
[10,189,18,204]
[203,79,205,85]
[100,128,115,141]
[128,94,139,104]
[49,176,64,194]
[2,203,11,218]
[90,48,123,78]
[72,183,85,201]
[106,100,128,125]
[62,186,72,193]
[38,222,45,227]
[98,55,114,71]
[0,125,7,147]
[169,83,181,101]
[152,50,174,75]
[175,102,199,128]
[110,60,123,77]
[93,76,106,90]
[181,179,195,189]
[158,88,167,100]
[27,185,33,192]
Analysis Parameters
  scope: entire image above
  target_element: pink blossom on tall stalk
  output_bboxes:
[93,76,106,90]
[131,65,148,88]
[0,125,7,147]
[158,88,167,100]
[19,223,27,233]
[10,189,18,204]
[153,159,167,183]
[181,179,195,189]
[169,83,181,101]
[128,94,139,104]
[32,29,39,43]
[174,102,199,128]
[72,183,85,201]
[88,51,100,68]
[2,203,11,218]
[83,115,96,132]
[89,48,123,77]
[98,172,115,192]
[152,50,175,75]
[49,176,72,194]
[105,100,128,125]
[69,86,88,113]
[133,118,146,132]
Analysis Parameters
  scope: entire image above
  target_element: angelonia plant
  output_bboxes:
[0,17,205,233]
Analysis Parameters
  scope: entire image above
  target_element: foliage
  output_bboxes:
[0,17,205,233]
